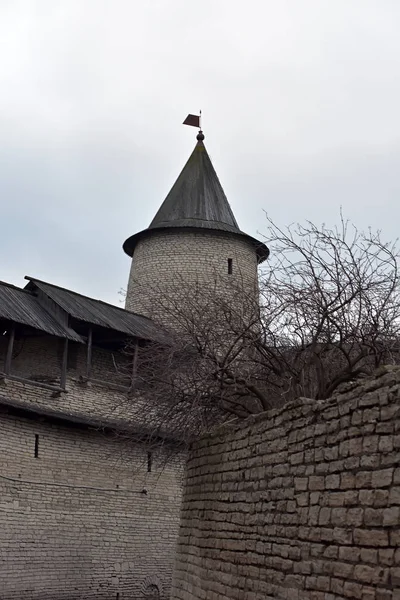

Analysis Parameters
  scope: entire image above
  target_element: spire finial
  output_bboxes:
[182,113,204,141]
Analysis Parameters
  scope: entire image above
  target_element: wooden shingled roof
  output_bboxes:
[149,137,240,231]
[24,277,161,341]
[0,277,160,342]
[123,134,269,262]
[0,280,83,342]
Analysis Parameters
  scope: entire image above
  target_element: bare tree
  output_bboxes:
[124,216,400,442]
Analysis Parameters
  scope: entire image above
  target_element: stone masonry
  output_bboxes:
[0,412,183,600]
[0,334,176,431]
[171,366,400,600]
[0,130,266,599]
[0,335,186,600]
[125,230,258,321]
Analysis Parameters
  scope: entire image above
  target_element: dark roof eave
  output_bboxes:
[123,225,270,264]
[0,318,85,344]
[0,281,84,343]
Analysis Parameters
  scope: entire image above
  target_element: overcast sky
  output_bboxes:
[1,0,399,305]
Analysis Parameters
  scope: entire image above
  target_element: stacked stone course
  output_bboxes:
[0,412,184,599]
[0,335,186,599]
[0,335,145,424]
[126,230,258,320]
[171,366,400,600]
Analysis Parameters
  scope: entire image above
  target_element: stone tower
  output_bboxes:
[123,131,269,323]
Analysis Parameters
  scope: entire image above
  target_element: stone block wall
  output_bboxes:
[0,411,184,599]
[0,334,186,599]
[0,334,130,388]
[171,367,400,600]
[125,230,258,322]
[0,335,152,428]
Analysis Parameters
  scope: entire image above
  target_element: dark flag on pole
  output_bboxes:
[183,114,200,128]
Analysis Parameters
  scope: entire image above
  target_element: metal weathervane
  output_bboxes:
[183,111,202,130]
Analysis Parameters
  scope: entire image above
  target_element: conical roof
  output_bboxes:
[123,133,269,263]
[148,135,240,232]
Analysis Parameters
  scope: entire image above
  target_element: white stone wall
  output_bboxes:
[0,335,186,599]
[125,230,258,322]
[0,336,135,423]
[1,334,130,387]
[0,412,183,600]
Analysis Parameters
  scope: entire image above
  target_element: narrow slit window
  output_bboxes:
[34,434,39,458]
[147,451,152,473]
[227,258,233,274]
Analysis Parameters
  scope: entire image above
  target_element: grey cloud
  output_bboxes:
[1,0,399,304]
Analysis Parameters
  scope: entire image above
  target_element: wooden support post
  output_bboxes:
[86,327,93,380]
[60,337,68,390]
[130,341,139,390]
[4,324,15,375]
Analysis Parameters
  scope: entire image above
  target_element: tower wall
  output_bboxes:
[125,230,258,323]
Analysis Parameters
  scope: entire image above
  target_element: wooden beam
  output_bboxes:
[0,373,63,393]
[60,338,68,391]
[86,377,130,393]
[4,325,15,375]
[86,327,93,379]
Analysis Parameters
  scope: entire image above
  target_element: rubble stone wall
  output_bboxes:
[171,367,400,600]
